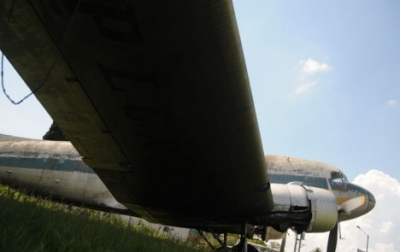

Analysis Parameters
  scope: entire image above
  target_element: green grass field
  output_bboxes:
[0,185,210,252]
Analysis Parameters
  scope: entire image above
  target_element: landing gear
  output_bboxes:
[197,230,232,252]
[230,222,258,252]
[198,222,256,252]
[215,232,232,252]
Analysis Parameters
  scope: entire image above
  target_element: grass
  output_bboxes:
[0,185,210,252]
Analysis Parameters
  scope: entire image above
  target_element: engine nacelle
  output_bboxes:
[304,185,338,232]
[270,183,338,233]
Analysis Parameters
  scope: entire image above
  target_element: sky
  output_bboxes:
[1,1,399,251]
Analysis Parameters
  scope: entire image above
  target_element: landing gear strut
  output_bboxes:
[198,222,258,252]
[197,230,231,252]
[231,222,258,252]
[240,222,247,252]
[213,232,231,252]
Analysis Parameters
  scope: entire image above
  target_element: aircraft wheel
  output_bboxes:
[231,244,258,252]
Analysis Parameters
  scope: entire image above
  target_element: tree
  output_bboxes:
[43,122,68,141]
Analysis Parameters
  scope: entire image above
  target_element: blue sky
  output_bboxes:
[231,2,400,250]
[1,1,400,251]
[233,0,400,182]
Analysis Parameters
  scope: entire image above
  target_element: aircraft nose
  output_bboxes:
[368,192,376,211]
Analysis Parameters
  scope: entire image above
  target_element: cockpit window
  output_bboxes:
[330,171,348,183]
[329,171,348,190]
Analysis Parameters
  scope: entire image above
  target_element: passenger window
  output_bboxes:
[269,174,328,189]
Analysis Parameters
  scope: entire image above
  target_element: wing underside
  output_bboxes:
[0,0,273,227]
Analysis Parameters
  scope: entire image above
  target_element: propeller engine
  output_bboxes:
[266,184,372,252]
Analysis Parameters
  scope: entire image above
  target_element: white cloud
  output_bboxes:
[379,221,393,234]
[386,99,397,107]
[293,58,331,96]
[274,170,400,252]
[374,243,396,252]
[295,81,318,94]
[299,58,331,76]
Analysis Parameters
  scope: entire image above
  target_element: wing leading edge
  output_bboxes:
[0,0,273,227]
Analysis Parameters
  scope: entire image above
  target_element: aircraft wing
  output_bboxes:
[0,0,273,227]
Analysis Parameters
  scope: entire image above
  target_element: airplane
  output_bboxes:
[0,134,375,251]
[0,1,375,251]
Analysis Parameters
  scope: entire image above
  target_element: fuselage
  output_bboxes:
[0,135,375,234]
[0,138,128,212]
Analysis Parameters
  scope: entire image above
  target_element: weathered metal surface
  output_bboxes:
[0,139,127,211]
[0,134,33,142]
[266,155,340,178]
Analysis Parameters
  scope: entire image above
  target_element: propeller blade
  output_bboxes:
[327,223,338,252]
[339,196,365,213]
[280,232,287,252]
